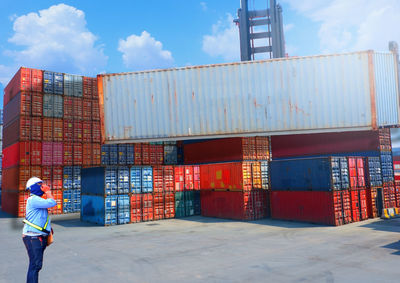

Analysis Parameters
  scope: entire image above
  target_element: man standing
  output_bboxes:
[22,177,57,283]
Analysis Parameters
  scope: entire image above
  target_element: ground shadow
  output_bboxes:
[174,215,326,229]
[360,218,400,233]
[382,240,400,255]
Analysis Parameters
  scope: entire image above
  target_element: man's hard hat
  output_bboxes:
[26,177,43,190]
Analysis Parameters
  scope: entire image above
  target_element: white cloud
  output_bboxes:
[284,23,294,32]
[202,14,240,61]
[0,65,16,86]
[282,0,400,54]
[118,31,174,71]
[200,2,208,11]
[3,3,107,84]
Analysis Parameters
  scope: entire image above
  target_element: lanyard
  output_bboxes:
[23,215,50,234]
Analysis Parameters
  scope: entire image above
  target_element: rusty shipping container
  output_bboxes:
[98,51,400,143]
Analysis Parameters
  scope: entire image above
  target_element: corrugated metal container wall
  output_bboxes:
[98,51,400,143]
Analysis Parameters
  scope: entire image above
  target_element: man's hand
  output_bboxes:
[41,184,51,193]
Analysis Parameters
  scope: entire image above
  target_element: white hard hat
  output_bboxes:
[26,177,43,190]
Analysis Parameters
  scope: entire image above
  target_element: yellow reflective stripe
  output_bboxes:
[23,215,50,232]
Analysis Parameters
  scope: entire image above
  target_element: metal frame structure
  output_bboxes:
[235,0,285,61]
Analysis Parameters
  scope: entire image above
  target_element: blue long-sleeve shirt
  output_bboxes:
[22,195,57,236]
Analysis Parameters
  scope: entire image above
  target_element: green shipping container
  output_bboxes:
[175,192,185,218]
[184,191,194,217]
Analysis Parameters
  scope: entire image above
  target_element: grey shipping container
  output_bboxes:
[43,94,54,117]
[64,74,83,97]
[98,51,400,143]
[53,95,63,118]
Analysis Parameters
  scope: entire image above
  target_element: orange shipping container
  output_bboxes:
[164,192,175,219]
[31,92,43,117]
[134,143,142,165]
[63,120,74,142]
[92,143,101,165]
[0,190,30,217]
[63,143,73,165]
[200,162,253,191]
[83,143,92,166]
[83,121,92,143]
[184,166,194,191]
[130,194,142,223]
[83,99,92,121]
[91,99,100,120]
[153,192,164,220]
[30,141,42,166]
[92,121,101,143]
[153,166,163,193]
[255,136,270,160]
[42,118,53,141]
[31,117,42,141]
[73,97,83,120]
[53,119,63,142]
[251,162,262,189]
[73,121,83,142]
[73,143,83,165]
[31,166,42,179]
[46,189,63,215]
[174,166,184,192]
[64,96,74,119]
[42,166,52,187]
[52,166,63,190]
[2,166,30,191]
[163,166,174,192]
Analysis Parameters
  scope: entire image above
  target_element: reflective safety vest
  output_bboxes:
[23,215,50,234]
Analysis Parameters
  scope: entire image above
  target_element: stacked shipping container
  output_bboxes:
[1,67,101,217]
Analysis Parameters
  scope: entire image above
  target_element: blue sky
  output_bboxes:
[1,0,399,110]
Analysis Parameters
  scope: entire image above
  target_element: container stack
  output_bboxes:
[184,137,270,221]
[1,67,101,217]
[0,109,3,205]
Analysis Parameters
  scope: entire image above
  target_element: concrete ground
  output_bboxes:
[1,211,399,283]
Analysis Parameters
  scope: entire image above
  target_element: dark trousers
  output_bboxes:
[23,235,47,283]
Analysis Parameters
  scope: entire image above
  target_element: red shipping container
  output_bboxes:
[63,120,74,142]
[142,193,154,221]
[153,192,164,220]
[201,190,267,221]
[31,68,43,93]
[270,190,349,226]
[389,186,396,208]
[251,162,262,189]
[42,142,53,166]
[31,92,43,117]
[91,99,100,120]
[142,143,150,165]
[341,190,352,224]
[73,121,83,142]
[164,192,175,219]
[383,186,390,208]
[184,137,257,164]
[163,166,174,192]
[2,142,30,168]
[153,166,163,193]
[92,143,101,166]
[83,99,92,121]
[359,188,368,220]
[92,121,101,143]
[395,186,400,208]
[46,189,63,215]
[73,143,83,165]
[63,96,74,119]
[130,194,142,223]
[52,166,63,190]
[255,136,270,160]
[53,142,63,165]
[271,131,381,158]
[63,143,73,165]
[174,166,184,192]
[184,166,194,191]
[0,190,30,217]
[30,141,42,165]
[3,91,31,126]
[92,78,98,99]
[42,118,53,141]
[350,189,361,222]
[42,166,52,187]
[53,119,63,142]
[31,166,42,179]
[83,121,92,143]
[73,97,83,120]
[366,188,378,218]
[2,166,30,191]
[83,77,93,99]
[83,143,92,166]
[134,143,142,165]
[348,157,366,188]
[193,166,201,190]
[3,116,31,148]
[4,68,42,106]
[31,117,42,141]
[200,162,252,191]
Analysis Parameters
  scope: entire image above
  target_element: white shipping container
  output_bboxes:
[98,51,400,143]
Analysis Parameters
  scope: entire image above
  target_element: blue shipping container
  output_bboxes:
[164,145,177,165]
[142,167,153,193]
[117,167,130,194]
[130,167,142,194]
[43,71,54,94]
[109,145,118,165]
[63,166,73,189]
[270,157,349,191]
[101,145,109,165]
[54,72,64,94]
[81,167,118,195]
[117,195,130,224]
[63,189,81,213]
[194,191,201,215]
[118,144,127,165]
[367,157,383,187]
[126,144,135,165]
[73,166,81,189]
[81,195,117,225]
[380,151,394,183]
